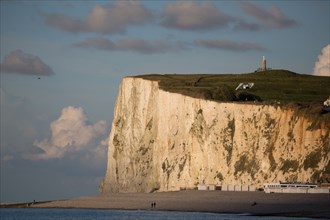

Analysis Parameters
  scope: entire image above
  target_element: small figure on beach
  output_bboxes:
[251,202,257,206]
[151,202,156,209]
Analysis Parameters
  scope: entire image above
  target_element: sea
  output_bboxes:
[0,208,322,220]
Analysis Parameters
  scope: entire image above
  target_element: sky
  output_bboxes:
[0,0,329,203]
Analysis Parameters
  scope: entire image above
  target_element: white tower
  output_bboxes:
[262,56,267,71]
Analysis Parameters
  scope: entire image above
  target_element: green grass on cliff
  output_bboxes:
[135,70,330,104]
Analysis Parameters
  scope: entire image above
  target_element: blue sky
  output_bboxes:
[1,0,329,202]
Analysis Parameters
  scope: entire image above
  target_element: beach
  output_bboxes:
[32,190,330,218]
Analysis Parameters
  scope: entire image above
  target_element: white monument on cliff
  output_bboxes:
[262,56,267,71]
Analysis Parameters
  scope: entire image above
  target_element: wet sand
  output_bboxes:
[33,190,330,218]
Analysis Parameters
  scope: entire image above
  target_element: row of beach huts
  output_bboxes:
[197,184,256,192]
[195,183,330,194]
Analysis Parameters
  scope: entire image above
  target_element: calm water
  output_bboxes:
[0,208,320,220]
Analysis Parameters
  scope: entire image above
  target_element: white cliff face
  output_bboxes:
[100,77,330,193]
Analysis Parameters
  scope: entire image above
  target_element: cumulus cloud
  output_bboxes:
[0,50,54,76]
[237,2,298,30]
[161,1,234,30]
[31,106,108,160]
[195,39,266,52]
[73,37,187,54]
[313,44,330,76]
[42,1,153,34]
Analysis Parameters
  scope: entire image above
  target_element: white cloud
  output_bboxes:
[313,44,330,76]
[161,1,234,30]
[0,50,55,76]
[73,37,187,54]
[42,1,153,34]
[195,39,267,52]
[238,2,299,30]
[31,106,108,160]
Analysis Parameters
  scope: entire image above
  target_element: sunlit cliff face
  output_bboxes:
[100,77,330,193]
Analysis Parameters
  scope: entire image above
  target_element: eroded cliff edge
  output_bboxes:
[100,77,330,193]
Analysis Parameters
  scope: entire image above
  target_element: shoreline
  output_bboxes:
[3,191,330,218]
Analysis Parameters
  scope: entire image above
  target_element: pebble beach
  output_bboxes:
[32,190,330,218]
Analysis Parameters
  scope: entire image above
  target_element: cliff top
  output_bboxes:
[134,70,330,125]
[134,70,330,105]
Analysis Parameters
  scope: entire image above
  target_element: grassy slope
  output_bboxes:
[135,70,330,125]
[135,70,330,104]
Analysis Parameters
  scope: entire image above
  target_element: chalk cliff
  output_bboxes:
[100,77,330,193]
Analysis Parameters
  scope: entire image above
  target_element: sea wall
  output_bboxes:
[100,77,330,193]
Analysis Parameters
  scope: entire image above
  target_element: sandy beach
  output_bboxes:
[32,190,330,218]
